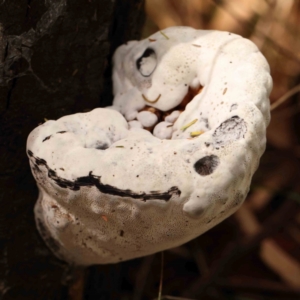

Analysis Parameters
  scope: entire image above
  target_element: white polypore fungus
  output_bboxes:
[27,27,272,265]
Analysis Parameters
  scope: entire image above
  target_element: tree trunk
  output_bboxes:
[0,1,144,299]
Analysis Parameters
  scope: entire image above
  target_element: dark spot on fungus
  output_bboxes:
[234,191,244,207]
[48,169,56,177]
[95,143,109,150]
[213,116,247,146]
[57,131,67,134]
[194,155,220,176]
[230,104,238,111]
[120,230,124,237]
[42,135,52,142]
[201,118,209,129]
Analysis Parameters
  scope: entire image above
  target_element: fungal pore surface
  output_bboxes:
[27,27,272,265]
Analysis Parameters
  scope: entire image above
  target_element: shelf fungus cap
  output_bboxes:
[27,27,272,265]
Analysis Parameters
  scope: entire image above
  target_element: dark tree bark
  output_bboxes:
[0,1,144,299]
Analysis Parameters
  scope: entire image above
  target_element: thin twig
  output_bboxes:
[67,267,86,300]
[217,277,300,296]
[161,296,198,300]
[160,31,169,40]
[188,238,209,276]
[271,84,300,111]
[158,252,164,300]
[133,255,155,300]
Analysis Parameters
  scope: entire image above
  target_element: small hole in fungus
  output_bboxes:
[194,155,220,176]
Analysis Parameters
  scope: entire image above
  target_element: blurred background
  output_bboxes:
[2,1,299,299]
[102,1,300,299]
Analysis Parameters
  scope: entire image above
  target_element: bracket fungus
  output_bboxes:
[27,27,272,265]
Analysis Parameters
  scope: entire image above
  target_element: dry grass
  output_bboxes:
[140,1,300,299]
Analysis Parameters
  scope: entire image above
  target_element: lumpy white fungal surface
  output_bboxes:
[27,27,272,265]
[165,110,181,123]
[153,121,173,139]
[137,111,158,127]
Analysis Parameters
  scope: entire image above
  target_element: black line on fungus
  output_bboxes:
[27,150,181,201]
[57,131,67,134]
[95,143,109,150]
[42,135,52,142]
